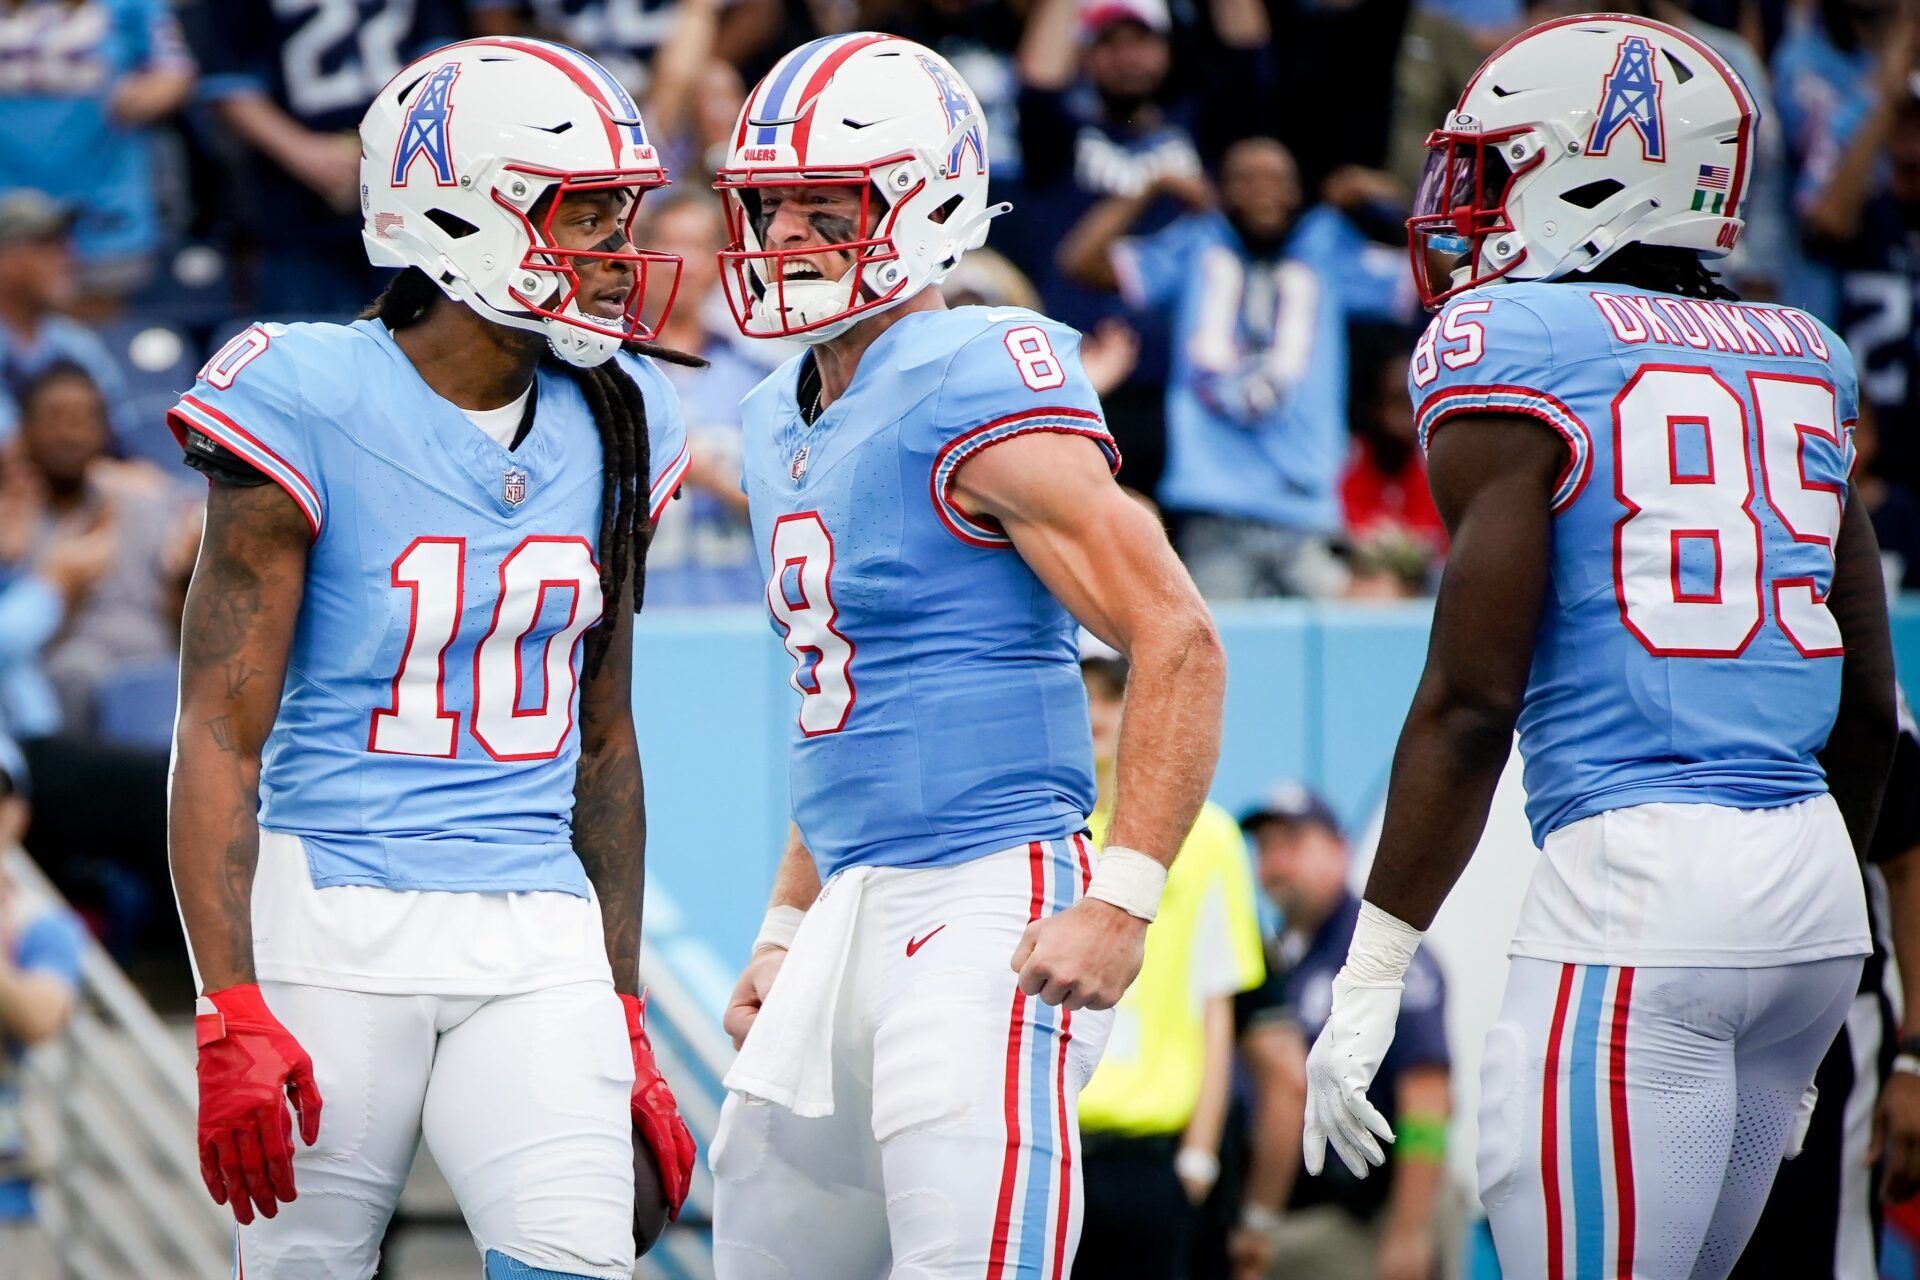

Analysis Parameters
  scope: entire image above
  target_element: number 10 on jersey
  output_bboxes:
[369,536,604,760]
[1615,366,1848,658]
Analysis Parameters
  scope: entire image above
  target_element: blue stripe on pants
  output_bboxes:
[1569,966,1609,1278]
[1014,841,1073,1278]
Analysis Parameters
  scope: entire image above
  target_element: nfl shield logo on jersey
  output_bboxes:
[503,467,528,507]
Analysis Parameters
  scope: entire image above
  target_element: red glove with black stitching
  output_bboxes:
[195,983,323,1225]
[621,991,697,1223]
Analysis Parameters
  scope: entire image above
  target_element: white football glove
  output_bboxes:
[1785,1083,1818,1160]
[1303,971,1403,1178]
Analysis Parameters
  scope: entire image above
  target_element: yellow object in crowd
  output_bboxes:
[1077,801,1267,1137]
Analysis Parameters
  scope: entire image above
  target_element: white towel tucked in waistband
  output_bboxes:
[721,866,870,1118]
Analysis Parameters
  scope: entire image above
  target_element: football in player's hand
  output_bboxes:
[634,1134,670,1255]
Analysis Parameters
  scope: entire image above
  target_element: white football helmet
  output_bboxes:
[359,38,681,368]
[714,34,1008,343]
[1408,13,1759,309]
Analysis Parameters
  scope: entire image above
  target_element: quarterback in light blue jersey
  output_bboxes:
[704,34,1226,1280]
[166,39,694,1280]
[1302,15,1898,1280]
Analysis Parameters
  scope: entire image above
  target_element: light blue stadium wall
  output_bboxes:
[634,598,1920,991]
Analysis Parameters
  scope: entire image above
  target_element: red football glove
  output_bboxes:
[621,991,697,1222]
[195,983,322,1226]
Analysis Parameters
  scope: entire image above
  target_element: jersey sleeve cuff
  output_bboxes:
[929,407,1121,548]
[169,394,323,538]
[1415,384,1593,513]
[648,439,691,523]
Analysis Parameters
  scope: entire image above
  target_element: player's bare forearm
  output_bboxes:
[1363,417,1561,928]
[768,824,823,913]
[1106,603,1225,860]
[1816,488,1898,859]
[956,431,1224,865]
[170,482,309,993]
[576,596,646,996]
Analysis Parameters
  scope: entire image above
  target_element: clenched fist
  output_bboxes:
[1009,897,1146,1010]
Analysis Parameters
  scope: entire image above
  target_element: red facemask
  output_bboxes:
[713,164,920,339]
[494,164,684,343]
[1405,125,1537,311]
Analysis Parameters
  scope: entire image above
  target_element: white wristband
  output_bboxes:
[1341,900,1425,987]
[753,905,805,953]
[1174,1145,1220,1187]
[1085,846,1168,922]
[1894,1053,1920,1079]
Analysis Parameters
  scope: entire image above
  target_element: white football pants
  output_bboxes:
[710,838,1114,1280]
[1478,955,1860,1280]
[233,979,635,1279]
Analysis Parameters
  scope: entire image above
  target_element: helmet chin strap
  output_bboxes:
[430,253,623,369]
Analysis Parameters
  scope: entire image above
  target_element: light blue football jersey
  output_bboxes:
[168,319,687,895]
[741,307,1116,880]
[1412,281,1859,846]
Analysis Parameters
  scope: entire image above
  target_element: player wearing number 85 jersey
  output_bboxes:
[706,33,1226,1280]
[166,39,696,1280]
[1302,14,1900,1280]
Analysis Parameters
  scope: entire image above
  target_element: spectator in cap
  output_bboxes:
[1230,782,1452,1280]
[0,192,131,446]
[0,0,196,301]
[1012,0,1276,497]
[0,728,86,1271]
[1075,641,1267,1280]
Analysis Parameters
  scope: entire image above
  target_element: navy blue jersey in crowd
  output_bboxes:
[190,0,469,251]
[1830,195,1920,465]
[466,0,678,95]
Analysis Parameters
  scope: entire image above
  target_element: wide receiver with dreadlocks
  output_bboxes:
[1301,13,1898,1279]
[165,38,696,1280]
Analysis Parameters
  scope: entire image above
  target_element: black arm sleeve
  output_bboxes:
[182,429,271,488]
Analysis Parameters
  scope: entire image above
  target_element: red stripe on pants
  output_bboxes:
[985,843,1050,1279]
[1608,968,1638,1278]
[1541,963,1577,1280]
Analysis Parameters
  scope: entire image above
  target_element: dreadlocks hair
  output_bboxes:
[362,266,703,679]
[1573,244,1740,302]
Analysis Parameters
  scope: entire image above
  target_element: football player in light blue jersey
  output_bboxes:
[166,39,695,1280]
[703,33,1227,1280]
[1302,14,1899,1280]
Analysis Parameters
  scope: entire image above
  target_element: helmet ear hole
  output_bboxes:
[425,209,480,239]
[1560,179,1625,209]
[931,194,963,225]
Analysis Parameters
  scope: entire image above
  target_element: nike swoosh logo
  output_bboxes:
[905,925,946,957]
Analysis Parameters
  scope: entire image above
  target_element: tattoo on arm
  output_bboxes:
[169,480,309,992]
[574,589,645,995]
